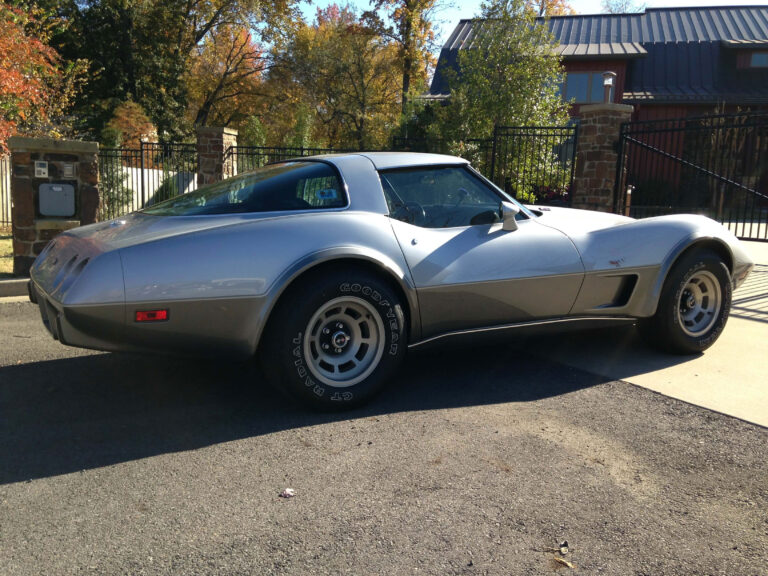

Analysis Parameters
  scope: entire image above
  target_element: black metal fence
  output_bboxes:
[98,142,198,219]
[392,127,578,206]
[616,112,768,241]
[233,128,578,207]
[489,125,578,206]
[1,155,11,227]
[96,127,579,220]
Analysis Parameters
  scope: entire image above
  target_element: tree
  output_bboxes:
[187,25,266,128]
[0,3,85,151]
[52,0,298,141]
[601,0,644,14]
[268,5,402,149]
[432,0,570,200]
[238,115,267,146]
[438,0,568,141]
[103,100,156,148]
[363,1,438,115]
[526,0,574,17]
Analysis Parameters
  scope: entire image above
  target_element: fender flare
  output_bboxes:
[642,234,733,317]
[248,246,420,353]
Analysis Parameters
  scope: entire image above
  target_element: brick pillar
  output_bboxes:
[196,127,238,186]
[571,103,634,213]
[8,137,99,276]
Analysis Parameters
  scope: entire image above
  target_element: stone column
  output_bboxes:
[196,127,238,186]
[9,137,99,276]
[571,103,634,212]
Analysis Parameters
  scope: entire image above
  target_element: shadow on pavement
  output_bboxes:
[512,324,702,381]
[0,342,609,484]
[731,263,768,323]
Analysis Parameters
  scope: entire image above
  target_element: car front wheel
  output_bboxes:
[639,249,731,354]
[262,270,406,410]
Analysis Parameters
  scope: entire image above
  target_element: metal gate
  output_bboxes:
[616,112,768,241]
[98,142,198,220]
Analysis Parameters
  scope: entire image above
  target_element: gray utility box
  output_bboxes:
[39,183,76,217]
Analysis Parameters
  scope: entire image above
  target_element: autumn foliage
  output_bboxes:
[104,101,157,148]
[0,4,58,152]
[187,26,266,128]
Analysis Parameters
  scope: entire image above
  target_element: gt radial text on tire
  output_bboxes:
[262,269,407,409]
[640,249,732,354]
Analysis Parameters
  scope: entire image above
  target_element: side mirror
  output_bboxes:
[500,201,520,231]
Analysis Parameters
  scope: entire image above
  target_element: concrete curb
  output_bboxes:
[0,278,29,298]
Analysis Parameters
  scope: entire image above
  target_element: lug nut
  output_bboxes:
[322,344,329,350]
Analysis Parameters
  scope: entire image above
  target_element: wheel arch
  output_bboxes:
[644,236,733,317]
[252,248,420,354]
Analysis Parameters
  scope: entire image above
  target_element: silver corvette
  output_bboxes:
[29,152,754,408]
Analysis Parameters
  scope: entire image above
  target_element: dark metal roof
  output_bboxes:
[430,5,768,104]
[558,42,646,58]
[721,38,768,48]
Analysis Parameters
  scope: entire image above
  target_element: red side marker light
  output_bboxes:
[135,309,169,322]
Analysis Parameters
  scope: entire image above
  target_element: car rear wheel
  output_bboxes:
[262,269,406,410]
[639,249,731,354]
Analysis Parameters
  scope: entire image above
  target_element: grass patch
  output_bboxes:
[0,232,14,278]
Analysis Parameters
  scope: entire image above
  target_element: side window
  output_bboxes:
[143,161,346,215]
[380,166,504,228]
[563,72,607,104]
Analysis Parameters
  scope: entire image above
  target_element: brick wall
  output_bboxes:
[571,103,634,212]
[196,127,238,185]
[8,137,99,276]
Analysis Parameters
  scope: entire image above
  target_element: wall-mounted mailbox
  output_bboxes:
[39,183,76,217]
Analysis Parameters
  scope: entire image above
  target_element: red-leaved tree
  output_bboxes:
[0,4,60,152]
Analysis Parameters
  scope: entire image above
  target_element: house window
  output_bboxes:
[750,52,768,67]
[563,72,606,103]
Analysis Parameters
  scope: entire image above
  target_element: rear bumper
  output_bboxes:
[28,280,37,304]
[30,281,68,344]
[29,279,128,352]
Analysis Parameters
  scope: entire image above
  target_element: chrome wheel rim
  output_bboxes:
[303,296,385,388]
[677,270,722,337]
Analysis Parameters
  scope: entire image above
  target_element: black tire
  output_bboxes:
[261,269,407,410]
[639,249,731,354]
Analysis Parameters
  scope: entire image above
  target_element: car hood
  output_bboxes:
[526,205,634,235]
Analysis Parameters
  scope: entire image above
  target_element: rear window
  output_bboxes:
[142,161,346,216]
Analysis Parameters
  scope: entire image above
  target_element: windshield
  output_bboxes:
[142,161,347,216]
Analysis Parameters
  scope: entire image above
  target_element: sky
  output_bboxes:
[300,0,768,45]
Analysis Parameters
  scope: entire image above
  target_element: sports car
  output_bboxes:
[29,152,754,408]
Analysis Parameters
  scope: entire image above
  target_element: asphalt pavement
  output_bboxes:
[1,299,766,575]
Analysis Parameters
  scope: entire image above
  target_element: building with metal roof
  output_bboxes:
[429,5,768,120]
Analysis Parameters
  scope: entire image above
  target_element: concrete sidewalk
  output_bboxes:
[0,277,28,298]
[524,240,768,427]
